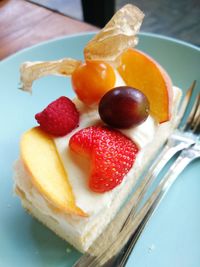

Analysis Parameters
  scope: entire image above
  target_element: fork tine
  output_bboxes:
[193,94,200,134]
[178,80,196,126]
[194,116,200,134]
[184,92,200,131]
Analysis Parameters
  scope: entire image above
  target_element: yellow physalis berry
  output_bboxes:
[72,60,116,105]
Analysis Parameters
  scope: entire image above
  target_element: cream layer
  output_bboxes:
[14,86,182,251]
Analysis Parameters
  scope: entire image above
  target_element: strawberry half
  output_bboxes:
[69,126,139,193]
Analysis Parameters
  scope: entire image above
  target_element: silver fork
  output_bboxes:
[112,110,200,267]
[114,142,200,267]
[95,91,200,267]
[119,87,200,233]
[73,82,198,267]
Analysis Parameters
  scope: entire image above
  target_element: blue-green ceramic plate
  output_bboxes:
[0,33,200,267]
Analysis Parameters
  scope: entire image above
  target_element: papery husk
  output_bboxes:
[84,4,144,65]
[20,58,81,92]
[19,4,144,92]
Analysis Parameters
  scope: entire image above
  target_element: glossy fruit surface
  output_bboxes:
[21,127,86,216]
[72,60,116,105]
[35,96,79,136]
[118,48,172,123]
[69,126,139,193]
[99,86,149,128]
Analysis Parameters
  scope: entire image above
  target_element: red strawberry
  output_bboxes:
[69,126,139,193]
[35,96,79,136]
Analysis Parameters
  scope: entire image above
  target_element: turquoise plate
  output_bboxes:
[0,33,200,267]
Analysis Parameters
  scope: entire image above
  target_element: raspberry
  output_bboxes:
[35,96,79,136]
[69,126,139,193]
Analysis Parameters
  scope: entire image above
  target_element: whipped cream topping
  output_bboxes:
[54,108,156,215]
[54,70,159,215]
[54,85,182,216]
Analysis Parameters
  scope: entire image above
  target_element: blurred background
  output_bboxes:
[28,0,200,46]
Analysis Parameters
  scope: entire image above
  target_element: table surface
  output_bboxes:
[0,0,97,60]
[29,0,200,47]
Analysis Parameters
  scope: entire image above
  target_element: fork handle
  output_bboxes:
[120,140,192,231]
[115,149,196,267]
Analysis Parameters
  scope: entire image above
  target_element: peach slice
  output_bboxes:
[118,48,173,123]
[21,127,87,217]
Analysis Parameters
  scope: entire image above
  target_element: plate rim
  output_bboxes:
[1,29,200,267]
[1,31,199,64]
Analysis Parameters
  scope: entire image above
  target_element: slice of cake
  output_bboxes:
[13,5,182,253]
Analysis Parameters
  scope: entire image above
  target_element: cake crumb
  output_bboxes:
[148,244,155,253]
[66,248,72,253]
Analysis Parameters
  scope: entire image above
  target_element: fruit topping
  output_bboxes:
[35,96,79,136]
[99,86,149,128]
[21,127,87,216]
[71,60,116,105]
[84,4,144,64]
[69,126,139,193]
[19,5,144,93]
[20,58,82,93]
[118,48,173,123]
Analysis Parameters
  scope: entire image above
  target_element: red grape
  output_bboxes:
[98,86,150,128]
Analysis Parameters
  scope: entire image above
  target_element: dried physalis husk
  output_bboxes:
[84,4,144,65]
[20,58,81,92]
[20,4,144,92]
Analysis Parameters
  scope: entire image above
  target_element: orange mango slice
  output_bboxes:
[21,127,87,217]
[118,48,173,123]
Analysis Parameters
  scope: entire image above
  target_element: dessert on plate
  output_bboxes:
[13,4,182,252]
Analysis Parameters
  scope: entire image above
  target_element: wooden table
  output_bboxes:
[0,0,97,60]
